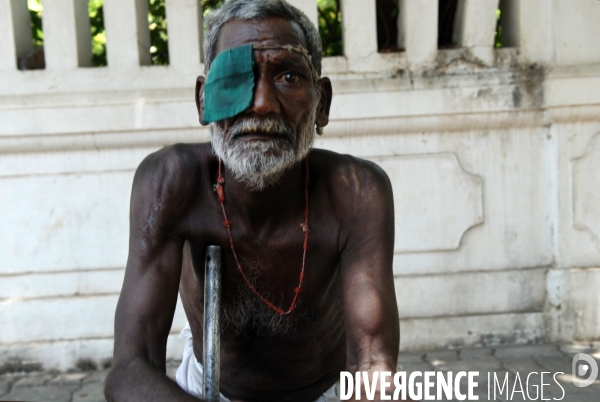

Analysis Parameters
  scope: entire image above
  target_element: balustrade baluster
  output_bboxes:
[513,0,554,64]
[0,0,33,71]
[44,0,92,70]
[398,0,438,67]
[104,0,151,68]
[341,0,378,59]
[454,0,500,65]
[165,0,203,68]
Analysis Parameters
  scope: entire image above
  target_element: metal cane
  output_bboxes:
[203,245,222,402]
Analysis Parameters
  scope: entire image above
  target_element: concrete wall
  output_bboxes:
[1,0,599,370]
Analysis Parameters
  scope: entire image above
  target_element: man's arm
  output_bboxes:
[105,147,202,402]
[338,158,401,400]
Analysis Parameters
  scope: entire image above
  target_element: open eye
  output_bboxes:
[282,72,300,84]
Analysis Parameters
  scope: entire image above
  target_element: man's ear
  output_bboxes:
[315,77,332,134]
[195,75,208,126]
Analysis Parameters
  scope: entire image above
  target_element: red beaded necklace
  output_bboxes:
[213,157,310,315]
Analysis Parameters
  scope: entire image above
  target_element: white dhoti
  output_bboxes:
[175,324,340,401]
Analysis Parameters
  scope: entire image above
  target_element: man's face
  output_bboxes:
[205,18,325,190]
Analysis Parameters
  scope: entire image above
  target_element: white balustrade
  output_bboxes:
[43,0,92,69]
[103,0,151,68]
[518,0,556,65]
[0,0,570,75]
[165,0,203,68]
[499,0,555,64]
[454,0,500,65]
[0,0,32,71]
[341,0,378,59]
[553,0,600,66]
[398,0,438,67]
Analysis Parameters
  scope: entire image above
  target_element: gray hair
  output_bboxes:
[203,0,323,76]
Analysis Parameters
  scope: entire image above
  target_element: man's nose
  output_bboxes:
[248,74,281,115]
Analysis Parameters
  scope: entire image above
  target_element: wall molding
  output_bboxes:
[0,110,550,155]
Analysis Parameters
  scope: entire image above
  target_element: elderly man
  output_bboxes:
[105,0,400,401]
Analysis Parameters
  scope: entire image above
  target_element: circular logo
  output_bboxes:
[572,353,599,387]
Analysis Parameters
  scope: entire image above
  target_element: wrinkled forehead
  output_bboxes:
[216,17,308,54]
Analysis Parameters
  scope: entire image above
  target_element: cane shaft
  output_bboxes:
[203,246,221,401]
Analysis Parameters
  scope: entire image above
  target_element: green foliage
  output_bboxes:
[494,8,503,49]
[89,0,106,67]
[28,0,43,47]
[317,0,343,56]
[148,0,169,65]
[203,0,225,16]
[27,0,106,65]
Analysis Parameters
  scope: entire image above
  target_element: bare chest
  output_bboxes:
[176,191,347,398]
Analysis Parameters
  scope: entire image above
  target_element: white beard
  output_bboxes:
[210,108,316,191]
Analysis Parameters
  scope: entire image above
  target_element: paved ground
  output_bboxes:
[0,342,598,401]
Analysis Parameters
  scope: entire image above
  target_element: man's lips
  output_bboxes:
[231,132,288,141]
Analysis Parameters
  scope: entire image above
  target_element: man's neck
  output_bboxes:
[220,160,306,234]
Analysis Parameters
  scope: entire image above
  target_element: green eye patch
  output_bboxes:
[202,44,320,124]
[202,44,255,124]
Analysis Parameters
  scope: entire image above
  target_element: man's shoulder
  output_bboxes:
[311,149,394,247]
[137,142,212,174]
[131,143,213,214]
[311,148,391,193]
